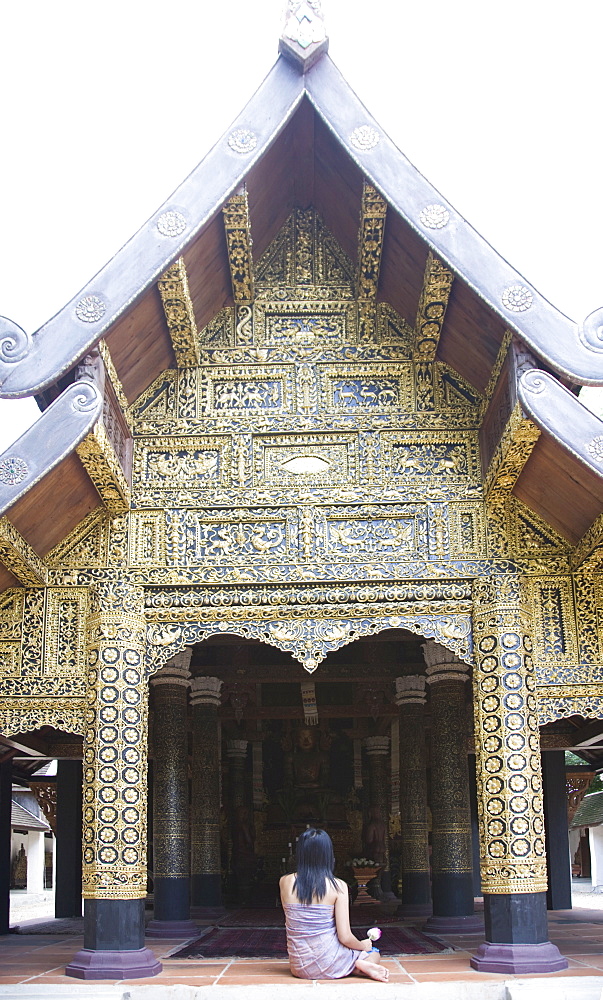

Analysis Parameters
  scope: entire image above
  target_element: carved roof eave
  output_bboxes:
[518,369,603,481]
[0,381,102,517]
[1,52,602,399]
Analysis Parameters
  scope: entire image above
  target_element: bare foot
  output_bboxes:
[355,958,389,982]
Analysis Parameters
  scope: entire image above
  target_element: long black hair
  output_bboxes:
[293,827,340,904]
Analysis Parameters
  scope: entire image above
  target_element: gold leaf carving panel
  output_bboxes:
[44,588,88,678]
[256,301,355,348]
[382,432,480,484]
[318,364,413,412]
[203,365,295,415]
[129,511,166,568]
[448,503,487,560]
[134,436,231,487]
[253,434,358,488]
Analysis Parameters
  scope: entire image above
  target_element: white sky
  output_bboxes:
[0,0,602,447]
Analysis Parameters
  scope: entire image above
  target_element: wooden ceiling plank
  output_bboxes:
[157,257,200,368]
[183,212,234,333]
[292,98,315,209]
[378,209,429,328]
[0,517,47,587]
[104,285,175,403]
[515,432,603,543]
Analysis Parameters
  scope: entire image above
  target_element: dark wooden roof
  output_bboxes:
[0,38,603,586]
[2,49,603,400]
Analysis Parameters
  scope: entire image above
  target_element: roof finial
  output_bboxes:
[279,1,328,73]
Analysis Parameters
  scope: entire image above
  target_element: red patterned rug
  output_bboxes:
[218,907,401,927]
[173,925,452,959]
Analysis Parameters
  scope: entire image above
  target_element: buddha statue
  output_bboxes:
[292,725,328,789]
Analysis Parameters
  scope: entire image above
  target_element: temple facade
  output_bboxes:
[1,2,603,980]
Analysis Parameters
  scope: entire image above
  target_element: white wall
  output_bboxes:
[589,826,603,889]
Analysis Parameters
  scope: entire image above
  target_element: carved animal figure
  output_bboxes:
[381,522,414,548]
[148,453,186,479]
[204,526,233,557]
[329,524,366,548]
[394,448,421,473]
[358,384,378,405]
[436,446,465,474]
[249,526,284,552]
[336,385,358,406]
[378,387,396,405]
[192,452,218,477]
[241,383,267,407]
[215,384,241,408]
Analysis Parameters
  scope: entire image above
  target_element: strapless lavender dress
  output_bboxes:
[284,902,362,979]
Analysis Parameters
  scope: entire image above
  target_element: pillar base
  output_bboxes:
[65,947,162,980]
[146,919,198,938]
[424,913,484,934]
[470,940,568,974]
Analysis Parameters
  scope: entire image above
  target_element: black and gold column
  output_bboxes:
[226,739,253,902]
[147,649,197,938]
[395,675,431,915]
[423,642,480,934]
[363,736,393,897]
[190,676,223,911]
[66,580,161,981]
[470,575,566,974]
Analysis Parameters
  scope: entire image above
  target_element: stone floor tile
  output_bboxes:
[398,959,473,972]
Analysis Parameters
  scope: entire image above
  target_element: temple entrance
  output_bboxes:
[148,628,477,920]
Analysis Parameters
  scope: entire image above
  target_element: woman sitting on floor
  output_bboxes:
[279,827,389,982]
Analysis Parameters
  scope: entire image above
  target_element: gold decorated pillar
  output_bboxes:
[190,676,223,911]
[423,642,478,933]
[470,574,566,974]
[66,579,161,981]
[363,736,393,897]
[395,675,431,915]
[147,649,197,938]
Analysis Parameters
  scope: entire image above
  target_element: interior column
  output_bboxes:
[55,760,83,918]
[470,574,567,973]
[395,675,431,916]
[226,739,251,902]
[66,580,161,980]
[363,736,393,896]
[147,650,197,937]
[190,676,223,912]
[423,641,481,933]
[542,749,572,910]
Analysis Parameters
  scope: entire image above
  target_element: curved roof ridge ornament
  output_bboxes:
[279,0,328,72]
[518,368,603,480]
